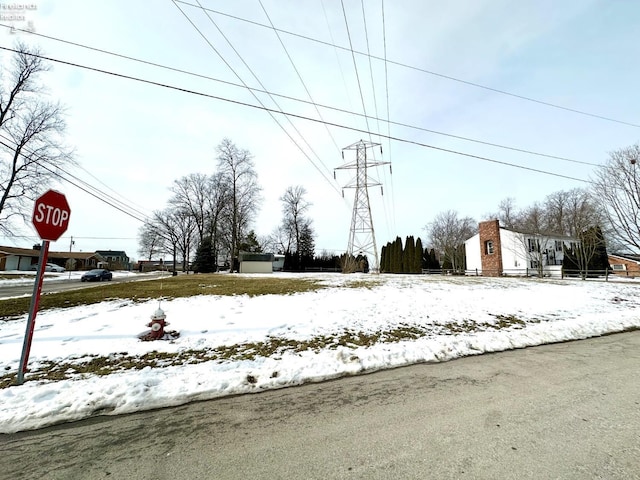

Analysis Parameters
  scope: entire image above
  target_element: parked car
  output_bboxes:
[30,263,66,273]
[81,269,113,282]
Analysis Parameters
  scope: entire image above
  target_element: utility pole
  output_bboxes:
[335,140,390,273]
[68,235,75,279]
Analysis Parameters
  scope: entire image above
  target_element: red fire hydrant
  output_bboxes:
[147,307,169,340]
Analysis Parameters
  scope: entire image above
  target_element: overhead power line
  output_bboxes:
[171,0,640,129]
[0,46,589,183]
[0,135,151,224]
[340,0,372,137]
[258,0,342,154]
[0,135,179,247]
[171,1,344,199]
[0,24,598,167]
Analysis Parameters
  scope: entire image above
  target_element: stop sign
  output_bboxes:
[32,190,71,241]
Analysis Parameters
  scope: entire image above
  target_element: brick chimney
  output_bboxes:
[479,220,503,276]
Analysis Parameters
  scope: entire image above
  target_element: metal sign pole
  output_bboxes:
[16,240,50,385]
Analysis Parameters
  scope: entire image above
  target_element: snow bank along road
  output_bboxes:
[1,331,639,480]
[2,273,640,434]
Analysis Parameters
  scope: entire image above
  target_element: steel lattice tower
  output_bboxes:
[335,140,390,273]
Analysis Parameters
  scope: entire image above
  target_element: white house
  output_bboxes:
[465,220,578,277]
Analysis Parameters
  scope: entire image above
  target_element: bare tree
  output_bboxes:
[152,207,187,274]
[554,189,607,277]
[0,43,72,235]
[169,173,210,243]
[216,138,261,270]
[137,222,163,261]
[280,185,312,264]
[515,202,555,277]
[486,197,518,229]
[487,189,606,277]
[591,144,640,252]
[427,210,476,272]
[199,171,230,269]
[265,224,291,255]
[173,210,197,273]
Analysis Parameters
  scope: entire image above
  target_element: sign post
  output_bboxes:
[16,190,71,385]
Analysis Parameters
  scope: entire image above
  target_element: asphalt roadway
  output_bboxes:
[1,331,639,480]
[0,272,169,299]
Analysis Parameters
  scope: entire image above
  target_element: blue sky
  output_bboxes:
[1,0,639,261]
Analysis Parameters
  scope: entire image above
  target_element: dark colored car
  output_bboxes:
[81,269,113,282]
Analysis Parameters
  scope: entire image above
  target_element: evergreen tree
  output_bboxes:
[238,230,262,252]
[429,248,440,270]
[384,241,392,273]
[590,226,610,272]
[415,237,424,273]
[405,237,411,273]
[284,250,298,271]
[405,236,415,274]
[193,236,217,273]
[298,222,315,270]
[380,245,387,273]
[562,245,579,274]
[393,236,403,273]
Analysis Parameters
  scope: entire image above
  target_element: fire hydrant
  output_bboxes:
[147,307,169,340]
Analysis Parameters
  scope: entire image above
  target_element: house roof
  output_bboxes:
[0,246,104,261]
[49,252,104,260]
[95,250,129,257]
[0,246,40,256]
[609,253,640,263]
[499,226,577,241]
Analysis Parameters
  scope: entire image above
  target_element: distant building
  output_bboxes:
[95,250,130,270]
[272,254,285,272]
[238,252,274,274]
[607,253,640,277]
[0,246,105,271]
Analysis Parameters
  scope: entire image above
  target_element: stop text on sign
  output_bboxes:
[34,203,69,227]
[32,189,71,242]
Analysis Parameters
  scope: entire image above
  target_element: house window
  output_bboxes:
[527,238,539,252]
[555,241,563,252]
[485,240,494,255]
[530,260,539,268]
[612,264,626,271]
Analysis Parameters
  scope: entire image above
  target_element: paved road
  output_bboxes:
[2,331,640,480]
[0,273,168,299]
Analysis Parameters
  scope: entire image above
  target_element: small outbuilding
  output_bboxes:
[238,252,275,274]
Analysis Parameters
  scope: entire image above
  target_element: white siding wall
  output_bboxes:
[499,229,528,272]
[464,233,481,272]
[239,261,273,274]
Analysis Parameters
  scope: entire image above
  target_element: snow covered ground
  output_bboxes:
[1,272,639,434]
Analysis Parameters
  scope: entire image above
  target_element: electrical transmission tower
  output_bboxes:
[335,139,390,273]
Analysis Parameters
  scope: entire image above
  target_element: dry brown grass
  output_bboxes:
[0,274,325,320]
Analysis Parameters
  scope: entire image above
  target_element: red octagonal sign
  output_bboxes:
[32,190,71,241]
